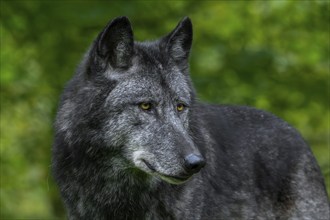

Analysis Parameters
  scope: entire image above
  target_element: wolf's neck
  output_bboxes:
[76,159,174,219]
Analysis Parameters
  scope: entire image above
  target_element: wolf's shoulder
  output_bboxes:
[195,102,287,127]
[193,102,308,151]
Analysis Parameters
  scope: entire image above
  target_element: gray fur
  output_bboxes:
[52,16,329,219]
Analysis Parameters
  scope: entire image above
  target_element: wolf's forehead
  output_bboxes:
[108,71,191,104]
[163,69,191,97]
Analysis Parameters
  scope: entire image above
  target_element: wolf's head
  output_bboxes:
[56,17,205,185]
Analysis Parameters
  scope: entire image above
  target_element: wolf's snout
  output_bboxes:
[184,154,205,174]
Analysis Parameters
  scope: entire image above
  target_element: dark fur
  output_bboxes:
[52,17,329,219]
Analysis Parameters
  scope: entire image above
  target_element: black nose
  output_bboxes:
[184,154,206,174]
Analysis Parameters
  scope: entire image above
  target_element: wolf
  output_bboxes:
[52,16,329,220]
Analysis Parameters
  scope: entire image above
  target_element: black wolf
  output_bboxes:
[52,16,329,219]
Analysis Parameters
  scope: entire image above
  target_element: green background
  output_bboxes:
[1,1,329,219]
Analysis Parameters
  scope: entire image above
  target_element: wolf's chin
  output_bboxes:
[140,159,191,185]
[156,173,191,185]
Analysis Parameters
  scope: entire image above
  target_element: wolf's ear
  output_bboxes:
[164,17,192,66]
[93,16,134,70]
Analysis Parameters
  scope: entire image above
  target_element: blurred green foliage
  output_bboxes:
[1,1,329,219]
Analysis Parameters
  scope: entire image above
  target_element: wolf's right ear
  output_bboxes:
[91,16,134,71]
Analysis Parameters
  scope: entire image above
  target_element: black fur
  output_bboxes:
[52,16,329,220]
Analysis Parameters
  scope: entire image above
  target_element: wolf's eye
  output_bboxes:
[139,102,152,111]
[176,103,185,112]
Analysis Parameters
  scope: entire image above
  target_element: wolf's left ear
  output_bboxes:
[93,16,134,70]
[164,17,193,67]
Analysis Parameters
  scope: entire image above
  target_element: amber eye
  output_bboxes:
[176,103,185,112]
[139,102,152,111]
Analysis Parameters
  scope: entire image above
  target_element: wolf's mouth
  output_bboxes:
[141,159,191,184]
[141,159,156,172]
